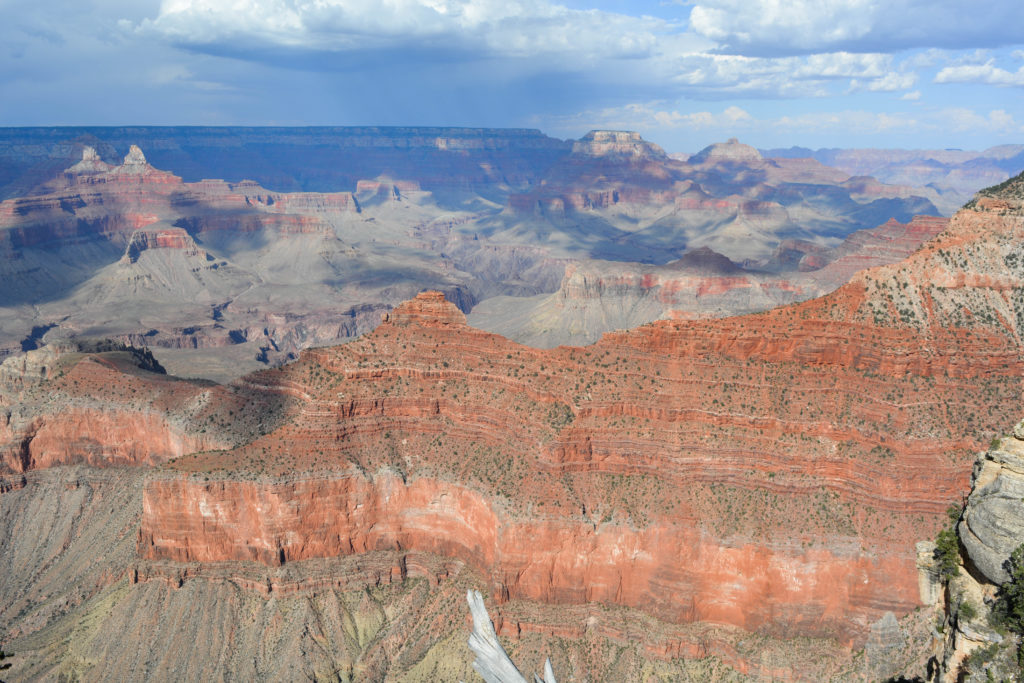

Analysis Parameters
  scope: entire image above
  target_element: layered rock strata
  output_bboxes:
[0,344,291,472]
[469,215,949,346]
[509,135,940,263]
[4,158,1023,682]
[0,145,492,375]
[140,177,1024,662]
[0,133,951,383]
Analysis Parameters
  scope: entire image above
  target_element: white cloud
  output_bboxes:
[689,0,876,54]
[723,105,752,122]
[543,102,1024,144]
[900,90,921,100]
[663,51,904,99]
[140,0,680,63]
[540,102,758,135]
[902,49,946,69]
[934,60,1024,87]
[848,71,916,93]
[940,108,1022,133]
[865,71,917,92]
[773,109,920,134]
[989,109,1017,130]
[131,1,939,103]
[687,0,1023,56]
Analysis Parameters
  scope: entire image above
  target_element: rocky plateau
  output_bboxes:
[0,129,955,380]
[3,170,1024,680]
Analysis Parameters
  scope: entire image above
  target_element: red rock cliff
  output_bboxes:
[140,186,1024,654]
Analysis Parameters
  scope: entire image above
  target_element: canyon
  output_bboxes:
[763,144,1024,215]
[469,215,950,346]
[2,170,1024,680]
[0,129,956,382]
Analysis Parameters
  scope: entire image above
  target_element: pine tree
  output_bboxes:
[1001,545,1024,631]
[991,544,1024,668]
[934,528,960,580]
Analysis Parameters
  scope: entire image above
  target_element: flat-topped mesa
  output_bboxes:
[380,291,467,327]
[572,130,668,160]
[354,177,422,201]
[689,138,763,165]
[121,226,203,264]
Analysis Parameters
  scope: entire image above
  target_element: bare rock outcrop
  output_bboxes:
[908,423,1024,682]
[5,152,1024,682]
[65,145,112,175]
[469,215,948,347]
[689,137,763,164]
[959,426,1024,584]
[122,144,147,167]
[571,130,668,160]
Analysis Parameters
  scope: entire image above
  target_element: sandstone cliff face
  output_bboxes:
[0,465,494,682]
[0,465,931,682]
[138,190,1024,669]
[6,172,1024,677]
[140,468,925,645]
[4,148,1022,681]
[571,130,669,159]
[0,346,295,473]
[148,173,1024,655]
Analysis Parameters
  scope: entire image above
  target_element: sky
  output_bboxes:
[1,0,1023,152]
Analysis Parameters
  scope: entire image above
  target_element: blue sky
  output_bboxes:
[2,0,1022,152]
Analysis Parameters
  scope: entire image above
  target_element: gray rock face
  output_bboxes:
[958,424,1024,584]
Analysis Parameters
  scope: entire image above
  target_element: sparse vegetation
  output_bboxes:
[934,505,963,581]
[990,543,1024,667]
